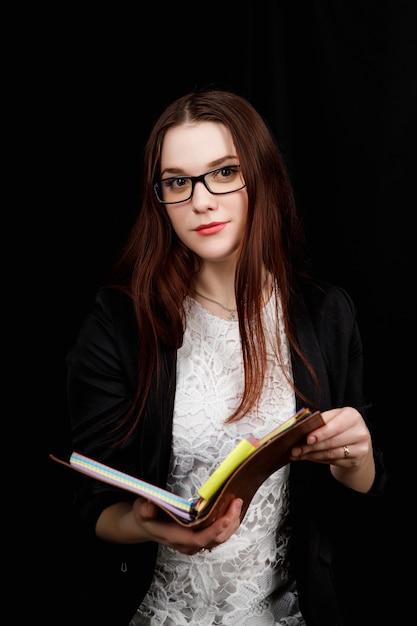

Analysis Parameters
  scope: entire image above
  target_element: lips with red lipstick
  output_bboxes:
[194,222,228,236]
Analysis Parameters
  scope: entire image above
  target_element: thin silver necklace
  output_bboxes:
[193,289,237,321]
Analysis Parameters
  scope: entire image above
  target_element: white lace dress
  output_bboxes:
[131,293,305,626]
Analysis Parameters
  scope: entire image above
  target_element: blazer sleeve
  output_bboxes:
[66,287,174,531]
[64,288,176,623]
[288,280,388,625]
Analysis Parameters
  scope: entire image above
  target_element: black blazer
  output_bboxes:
[65,280,386,626]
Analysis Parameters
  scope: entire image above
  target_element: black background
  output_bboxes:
[45,2,415,622]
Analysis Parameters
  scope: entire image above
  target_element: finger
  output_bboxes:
[305,407,361,445]
[134,497,160,519]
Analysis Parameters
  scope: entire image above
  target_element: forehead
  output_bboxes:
[161,121,237,173]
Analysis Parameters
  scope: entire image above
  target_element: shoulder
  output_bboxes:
[290,278,363,379]
[297,277,356,312]
[67,287,139,375]
[293,278,358,330]
[93,286,135,322]
[76,287,137,343]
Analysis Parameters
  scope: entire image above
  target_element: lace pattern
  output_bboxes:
[131,293,305,625]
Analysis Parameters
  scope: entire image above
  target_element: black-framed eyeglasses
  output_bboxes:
[154,165,246,205]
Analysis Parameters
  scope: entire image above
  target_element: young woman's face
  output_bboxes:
[159,121,248,264]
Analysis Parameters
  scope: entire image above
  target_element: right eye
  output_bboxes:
[173,177,189,190]
[163,177,190,191]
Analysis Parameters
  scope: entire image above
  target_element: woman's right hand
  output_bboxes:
[96,496,243,555]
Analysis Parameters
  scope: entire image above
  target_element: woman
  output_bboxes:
[66,89,386,625]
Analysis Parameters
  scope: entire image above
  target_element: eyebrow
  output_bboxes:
[160,156,239,179]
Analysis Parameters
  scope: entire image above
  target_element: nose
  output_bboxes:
[192,180,217,212]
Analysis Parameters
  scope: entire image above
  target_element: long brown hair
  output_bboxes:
[110,88,316,440]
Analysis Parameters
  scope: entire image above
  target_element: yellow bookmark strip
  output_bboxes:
[197,438,257,501]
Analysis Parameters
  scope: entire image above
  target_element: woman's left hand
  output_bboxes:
[290,406,376,493]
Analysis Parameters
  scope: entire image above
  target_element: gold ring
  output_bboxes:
[343,445,350,458]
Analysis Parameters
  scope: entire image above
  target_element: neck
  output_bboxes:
[193,288,237,321]
[193,268,236,307]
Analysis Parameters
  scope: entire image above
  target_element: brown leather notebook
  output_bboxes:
[50,408,324,529]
